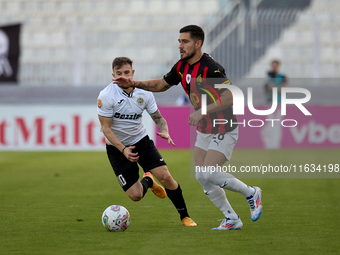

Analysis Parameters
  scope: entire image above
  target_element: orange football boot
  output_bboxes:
[143,172,166,199]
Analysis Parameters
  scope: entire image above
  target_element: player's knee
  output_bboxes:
[197,170,222,188]
[196,171,205,183]
[127,190,143,202]
[195,167,211,180]
[201,170,212,181]
[160,173,174,186]
[204,173,221,186]
[196,171,212,189]
[128,194,143,202]
[203,172,214,182]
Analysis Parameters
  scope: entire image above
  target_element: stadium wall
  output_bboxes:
[1,105,338,151]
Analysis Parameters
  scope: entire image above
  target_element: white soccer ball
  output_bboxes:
[102,205,131,232]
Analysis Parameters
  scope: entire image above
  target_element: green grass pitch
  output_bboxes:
[0,149,339,255]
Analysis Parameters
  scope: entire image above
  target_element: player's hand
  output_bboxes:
[188,110,203,126]
[156,132,175,146]
[123,146,139,162]
[113,76,134,89]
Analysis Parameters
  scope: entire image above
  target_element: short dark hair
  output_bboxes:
[112,57,133,71]
[180,25,205,46]
[272,59,281,66]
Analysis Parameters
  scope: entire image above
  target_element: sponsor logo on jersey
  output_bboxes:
[214,69,221,73]
[137,96,144,106]
[113,112,142,120]
[97,99,102,108]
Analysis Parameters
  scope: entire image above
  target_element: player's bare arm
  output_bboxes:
[98,115,139,162]
[114,76,172,92]
[150,110,168,133]
[188,89,233,126]
[135,77,173,92]
[150,110,175,146]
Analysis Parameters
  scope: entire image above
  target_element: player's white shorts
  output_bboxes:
[195,126,239,161]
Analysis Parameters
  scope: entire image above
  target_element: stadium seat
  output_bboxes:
[247,0,340,78]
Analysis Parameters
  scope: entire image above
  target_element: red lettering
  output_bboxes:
[86,121,96,145]
[15,117,44,145]
[73,115,80,145]
[50,124,67,145]
[0,120,9,145]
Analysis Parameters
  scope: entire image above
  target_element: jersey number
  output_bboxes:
[213,134,225,141]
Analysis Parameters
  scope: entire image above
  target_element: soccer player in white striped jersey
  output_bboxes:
[97,57,196,227]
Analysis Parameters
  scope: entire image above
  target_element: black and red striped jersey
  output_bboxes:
[163,53,237,134]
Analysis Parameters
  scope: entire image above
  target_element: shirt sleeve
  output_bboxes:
[145,92,158,115]
[163,62,181,85]
[206,66,232,94]
[97,92,114,117]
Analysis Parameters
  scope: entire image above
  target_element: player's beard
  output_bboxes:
[117,84,125,89]
[181,48,196,61]
[117,83,132,92]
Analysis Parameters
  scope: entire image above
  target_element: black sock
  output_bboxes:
[165,184,189,220]
[140,176,153,197]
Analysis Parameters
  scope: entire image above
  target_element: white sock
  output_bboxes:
[196,169,238,219]
[201,170,255,198]
[223,177,255,198]
[206,187,238,219]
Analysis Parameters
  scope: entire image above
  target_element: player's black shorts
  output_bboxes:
[106,135,166,191]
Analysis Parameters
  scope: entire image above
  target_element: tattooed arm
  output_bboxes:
[150,109,168,133]
[113,77,172,92]
[134,78,173,92]
[150,110,175,146]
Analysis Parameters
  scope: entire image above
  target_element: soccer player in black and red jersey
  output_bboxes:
[114,25,262,230]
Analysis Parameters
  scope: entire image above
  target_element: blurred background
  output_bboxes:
[0,0,339,150]
[1,0,340,100]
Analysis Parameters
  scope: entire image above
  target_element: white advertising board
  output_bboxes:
[0,105,155,151]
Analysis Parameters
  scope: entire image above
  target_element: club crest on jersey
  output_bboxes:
[137,96,144,106]
[97,99,102,108]
[196,74,202,86]
[186,74,191,84]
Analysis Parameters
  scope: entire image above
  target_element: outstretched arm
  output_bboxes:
[113,77,172,92]
[150,110,175,146]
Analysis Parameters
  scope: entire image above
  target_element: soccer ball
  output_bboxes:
[102,205,131,232]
